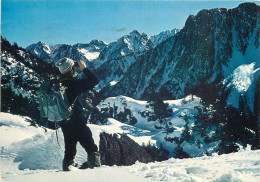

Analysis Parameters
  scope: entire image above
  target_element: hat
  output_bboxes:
[55,57,75,74]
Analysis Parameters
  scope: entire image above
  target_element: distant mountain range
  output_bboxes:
[26,29,179,67]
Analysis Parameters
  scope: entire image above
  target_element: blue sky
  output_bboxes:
[2,1,259,48]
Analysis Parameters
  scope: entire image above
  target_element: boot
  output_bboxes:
[89,152,101,168]
[79,152,101,169]
[62,159,77,171]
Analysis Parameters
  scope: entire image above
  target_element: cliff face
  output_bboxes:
[107,3,259,106]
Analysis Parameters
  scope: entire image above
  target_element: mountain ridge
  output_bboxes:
[105,2,259,113]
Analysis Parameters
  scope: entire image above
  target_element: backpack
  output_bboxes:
[38,79,77,123]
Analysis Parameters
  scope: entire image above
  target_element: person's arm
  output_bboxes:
[73,60,99,94]
[82,67,99,86]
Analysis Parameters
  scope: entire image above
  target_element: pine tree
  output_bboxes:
[143,142,169,162]
[194,96,259,155]
[147,91,172,124]
[173,144,190,159]
[181,116,193,143]
[253,75,260,149]
[216,106,257,154]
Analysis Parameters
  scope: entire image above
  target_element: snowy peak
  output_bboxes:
[26,41,51,62]
[71,39,108,51]
[151,28,179,47]
[129,30,141,36]
[93,30,153,70]
[25,28,179,70]
[121,30,153,52]
[102,30,152,58]
[50,40,107,63]
[89,39,108,47]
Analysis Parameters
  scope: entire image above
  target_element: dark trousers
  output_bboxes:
[60,115,98,161]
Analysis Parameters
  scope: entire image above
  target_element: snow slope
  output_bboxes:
[0,112,154,177]
[98,95,219,157]
[1,113,260,182]
[3,149,260,182]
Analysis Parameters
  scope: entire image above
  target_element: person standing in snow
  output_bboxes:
[55,57,101,171]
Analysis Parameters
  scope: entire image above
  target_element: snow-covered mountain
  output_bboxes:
[106,3,259,113]
[1,112,260,182]
[26,41,52,63]
[25,29,179,90]
[26,29,179,69]
[24,3,259,114]
[92,30,153,69]
[1,38,59,99]
[26,40,107,69]
[94,29,179,90]
[50,40,107,66]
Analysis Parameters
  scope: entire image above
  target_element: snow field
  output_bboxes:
[130,148,260,182]
[2,147,260,182]
[0,112,154,177]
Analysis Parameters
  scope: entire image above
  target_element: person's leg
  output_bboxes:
[74,117,100,168]
[77,124,98,154]
[60,120,78,171]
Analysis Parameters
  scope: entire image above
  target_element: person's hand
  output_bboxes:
[78,60,87,71]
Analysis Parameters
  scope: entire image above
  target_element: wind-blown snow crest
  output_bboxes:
[224,62,260,109]
[227,62,259,92]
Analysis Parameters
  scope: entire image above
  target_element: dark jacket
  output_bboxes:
[61,68,99,115]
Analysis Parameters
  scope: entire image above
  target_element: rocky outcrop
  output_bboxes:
[99,132,154,166]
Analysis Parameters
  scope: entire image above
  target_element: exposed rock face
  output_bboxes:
[99,132,154,166]
[108,3,259,102]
